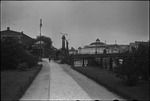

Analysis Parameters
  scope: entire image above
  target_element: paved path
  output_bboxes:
[20,59,50,100]
[49,60,91,100]
[60,64,123,100]
[20,58,124,100]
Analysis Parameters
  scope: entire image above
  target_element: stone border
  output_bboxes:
[12,64,42,101]
[72,66,137,100]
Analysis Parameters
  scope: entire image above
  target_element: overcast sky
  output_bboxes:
[1,1,149,49]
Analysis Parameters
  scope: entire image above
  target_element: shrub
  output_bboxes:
[1,37,38,70]
[115,43,149,86]
[17,62,28,71]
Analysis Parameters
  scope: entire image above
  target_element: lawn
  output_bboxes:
[72,66,149,100]
[1,65,42,101]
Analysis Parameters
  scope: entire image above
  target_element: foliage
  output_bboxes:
[1,37,38,70]
[36,35,52,49]
[17,62,28,71]
[25,38,35,51]
[35,35,53,57]
[115,43,149,86]
[136,43,149,80]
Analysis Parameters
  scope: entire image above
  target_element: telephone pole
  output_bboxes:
[40,19,42,59]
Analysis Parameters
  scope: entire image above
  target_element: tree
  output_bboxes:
[115,42,149,86]
[137,43,149,81]
[35,36,53,57]
[1,37,38,70]
[35,36,52,49]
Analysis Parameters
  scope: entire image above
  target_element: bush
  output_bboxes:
[1,37,38,70]
[17,62,28,71]
[115,43,149,86]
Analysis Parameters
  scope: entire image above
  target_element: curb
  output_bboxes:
[12,64,42,101]
[72,66,137,100]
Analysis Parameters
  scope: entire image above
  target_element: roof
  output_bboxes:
[1,29,22,36]
[90,38,106,46]
[84,45,106,48]
[1,27,32,39]
[35,41,46,44]
[69,47,76,51]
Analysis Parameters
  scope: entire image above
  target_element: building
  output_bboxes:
[77,38,129,54]
[107,44,120,53]
[33,41,46,57]
[78,38,107,54]
[119,45,129,53]
[69,47,78,55]
[129,41,148,52]
[1,27,33,46]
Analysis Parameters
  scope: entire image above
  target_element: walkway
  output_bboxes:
[49,61,91,100]
[20,58,123,100]
[20,59,50,100]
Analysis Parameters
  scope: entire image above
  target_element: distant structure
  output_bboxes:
[66,39,69,54]
[129,41,148,52]
[69,47,78,55]
[77,38,129,54]
[34,41,46,57]
[107,44,120,53]
[118,45,129,53]
[78,38,107,54]
[62,35,66,51]
[1,27,33,46]
[58,33,69,63]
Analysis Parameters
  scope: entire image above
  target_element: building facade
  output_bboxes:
[1,27,33,46]
[69,47,78,55]
[77,38,129,54]
[78,39,107,54]
[33,41,46,57]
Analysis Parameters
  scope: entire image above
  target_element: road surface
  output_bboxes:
[20,58,124,100]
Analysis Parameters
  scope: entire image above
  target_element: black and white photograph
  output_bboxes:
[1,0,149,101]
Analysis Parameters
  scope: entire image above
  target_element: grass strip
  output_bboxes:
[1,64,42,101]
[72,66,149,100]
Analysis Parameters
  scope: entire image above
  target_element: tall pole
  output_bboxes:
[40,19,42,59]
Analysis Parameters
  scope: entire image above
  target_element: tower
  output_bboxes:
[66,40,69,51]
[62,35,66,50]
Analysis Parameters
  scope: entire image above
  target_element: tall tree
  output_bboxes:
[36,35,52,49]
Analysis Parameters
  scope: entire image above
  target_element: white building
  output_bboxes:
[78,39,107,54]
[69,47,78,55]
[78,38,129,54]
[107,44,120,53]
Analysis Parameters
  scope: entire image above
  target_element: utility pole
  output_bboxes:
[9,19,10,28]
[40,19,42,59]
[115,40,117,44]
